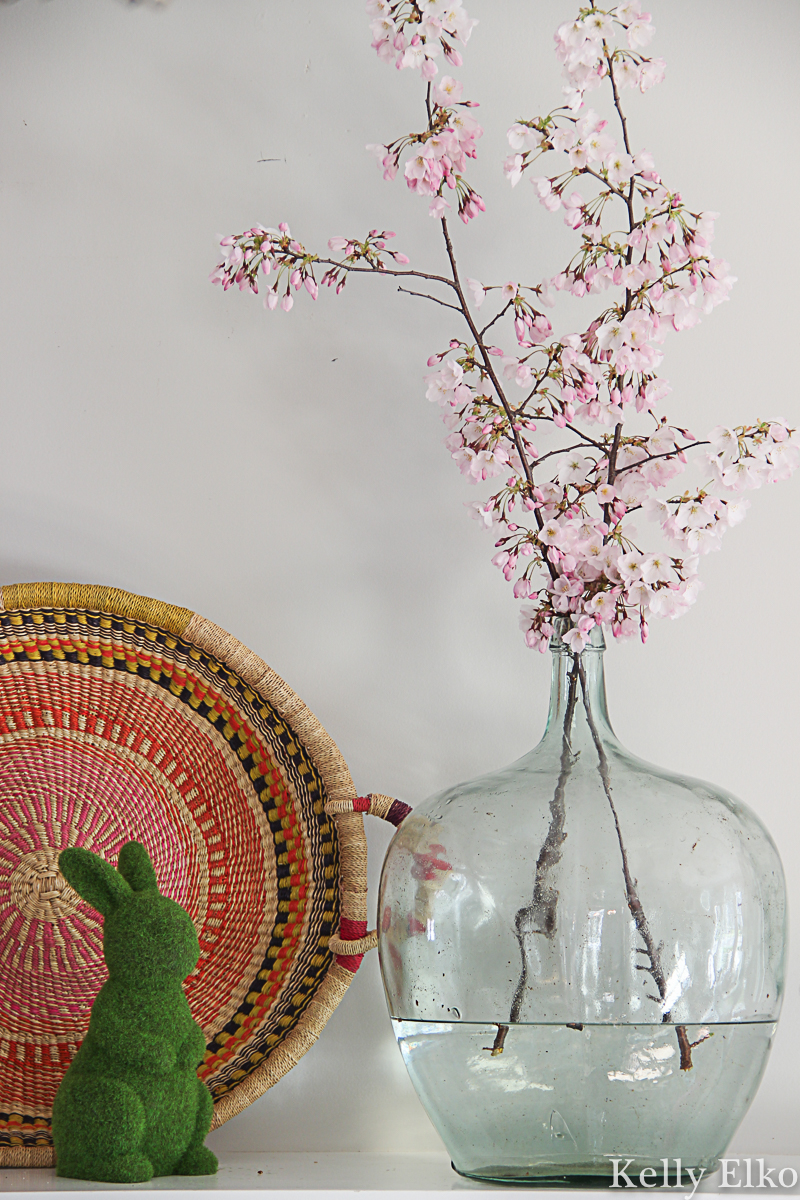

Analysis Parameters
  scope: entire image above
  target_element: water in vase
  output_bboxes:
[393,1019,777,1183]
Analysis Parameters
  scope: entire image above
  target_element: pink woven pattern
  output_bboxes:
[0,662,277,1120]
[0,592,346,1160]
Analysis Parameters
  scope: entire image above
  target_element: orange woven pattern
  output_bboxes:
[0,598,343,1155]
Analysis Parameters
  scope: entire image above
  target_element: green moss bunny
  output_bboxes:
[52,841,218,1182]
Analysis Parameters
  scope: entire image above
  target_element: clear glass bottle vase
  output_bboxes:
[378,624,786,1184]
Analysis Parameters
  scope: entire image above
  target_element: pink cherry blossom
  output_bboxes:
[586,591,616,620]
[466,500,496,528]
[617,552,645,583]
[614,2,643,28]
[638,57,666,91]
[434,75,463,105]
[558,453,594,486]
[605,150,635,187]
[466,278,485,308]
[627,17,655,49]
[614,58,640,89]
[640,553,672,584]
[211,1,797,653]
[507,123,545,153]
[503,154,525,187]
[563,615,595,652]
[401,39,439,75]
[429,196,451,218]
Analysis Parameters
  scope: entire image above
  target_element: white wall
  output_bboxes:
[1,0,797,1156]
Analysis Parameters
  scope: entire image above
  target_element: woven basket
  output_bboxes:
[0,583,384,1167]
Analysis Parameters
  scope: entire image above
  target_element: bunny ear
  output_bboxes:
[117,841,158,893]
[58,848,131,917]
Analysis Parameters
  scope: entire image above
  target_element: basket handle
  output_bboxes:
[324,794,412,968]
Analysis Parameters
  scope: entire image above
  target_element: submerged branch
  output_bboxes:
[486,1024,509,1055]
[504,655,581,1033]
[676,1024,713,1071]
[576,658,700,1070]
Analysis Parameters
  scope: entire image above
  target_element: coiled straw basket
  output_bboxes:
[0,583,377,1166]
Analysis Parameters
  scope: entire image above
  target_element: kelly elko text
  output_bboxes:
[611,1159,799,1194]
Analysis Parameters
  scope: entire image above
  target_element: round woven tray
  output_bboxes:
[0,583,372,1167]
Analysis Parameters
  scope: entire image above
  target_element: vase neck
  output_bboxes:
[541,623,616,751]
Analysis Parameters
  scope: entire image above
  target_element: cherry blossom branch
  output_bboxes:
[576,657,699,1069]
[613,439,709,476]
[676,1025,712,1071]
[209,1,797,1058]
[531,442,601,471]
[580,166,628,201]
[438,221,562,585]
[605,51,633,156]
[601,421,623,526]
[440,219,538,500]
[577,658,664,996]
[397,285,462,313]
[212,0,798,654]
[318,258,456,288]
[537,416,606,452]
[479,300,514,339]
[493,652,580,1051]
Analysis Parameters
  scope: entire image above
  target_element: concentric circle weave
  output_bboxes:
[0,584,368,1167]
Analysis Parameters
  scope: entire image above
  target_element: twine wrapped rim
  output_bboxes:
[0,583,372,1167]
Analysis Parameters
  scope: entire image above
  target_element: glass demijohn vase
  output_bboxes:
[377,624,786,1184]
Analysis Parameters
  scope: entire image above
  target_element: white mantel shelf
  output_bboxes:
[1,1153,798,1198]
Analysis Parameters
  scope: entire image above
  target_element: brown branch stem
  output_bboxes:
[397,285,462,313]
[505,655,581,1030]
[606,54,633,157]
[576,659,699,1070]
[613,440,710,476]
[529,413,608,455]
[531,442,602,471]
[603,420,623,527]
[581,166,628,202]
[317,258,458,290]
[487,1024,509,1055]
[479,299,514,339]
[439,220,532,490]
[606,422,624,486]
[438,216,558,582]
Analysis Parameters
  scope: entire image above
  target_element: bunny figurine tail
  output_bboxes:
[52,842,218,1181]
